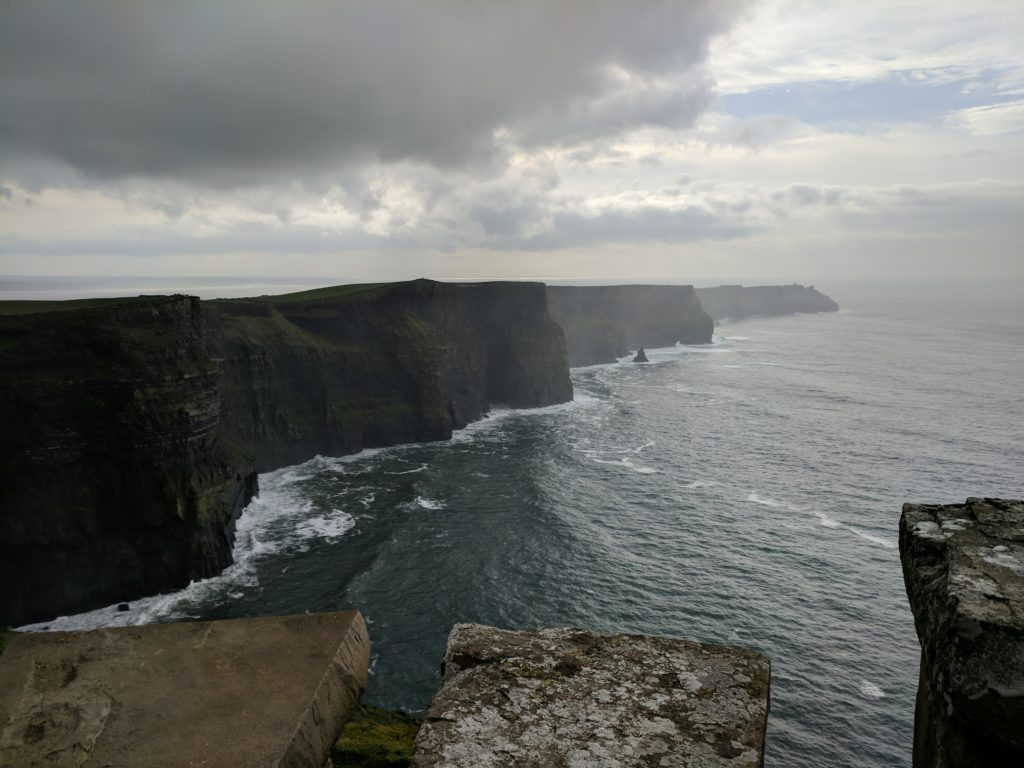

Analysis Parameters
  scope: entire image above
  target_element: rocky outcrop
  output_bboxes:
[900,498,1024,767]
[0,611,369,767]
[0,296,257,627]
[633,347,649,363]
[413,624,771,767]
[546,284,713,367]
[695,284,838,321]
[0,281,572,626]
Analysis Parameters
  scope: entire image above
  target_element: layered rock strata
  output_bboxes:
[413,623,771,767]
[900,498,1024,767]
[695,284,838,321]
[0,611,370,767]
[0,280,572,625]
[0,295,257,627]
[546,284,713,367]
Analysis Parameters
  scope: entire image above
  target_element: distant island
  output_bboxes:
[0,280,839,626]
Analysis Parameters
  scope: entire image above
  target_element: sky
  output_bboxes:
[1,0,1022,284]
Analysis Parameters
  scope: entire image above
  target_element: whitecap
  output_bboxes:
[812,511,843,529]
[684,480,717,489]
[858,680,886,699]
[846,526,897,549]
[747,492,783,508]
[295,511,355,540]
[415,496,445,510]
[389,463,428,475]
[591,457,657,474]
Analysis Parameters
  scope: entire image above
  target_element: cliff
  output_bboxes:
[0,295,257,627]
[0,280,572,626]
[212,279,572,472]
[546,284,713,367]
[695,284,838,321]
[900,498,1024,767]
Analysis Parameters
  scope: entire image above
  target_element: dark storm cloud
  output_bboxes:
[0,0,746,187]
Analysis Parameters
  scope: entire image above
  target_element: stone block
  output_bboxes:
[0,611,369,767]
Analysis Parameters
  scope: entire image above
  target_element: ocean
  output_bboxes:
[20,282,1024,767]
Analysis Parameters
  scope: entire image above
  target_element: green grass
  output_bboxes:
[261,282,394,304]
[331,704,422,768]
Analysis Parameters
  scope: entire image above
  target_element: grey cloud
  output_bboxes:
[0,0,746,188]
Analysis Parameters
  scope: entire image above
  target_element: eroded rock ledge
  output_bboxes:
[900,498,1024,767]
[413,624,771,767]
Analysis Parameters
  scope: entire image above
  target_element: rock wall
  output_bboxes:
[0,296,256,626]
[695,284,839,321]
[900,498,1024,767]
[0,281,572,626]
[546,284,713,367]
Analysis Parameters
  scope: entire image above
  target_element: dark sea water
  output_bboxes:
[26,283,1024,767]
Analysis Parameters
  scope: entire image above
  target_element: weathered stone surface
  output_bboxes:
[0,611,370,767]
[900,498,1024,767]
[413,624,771,767]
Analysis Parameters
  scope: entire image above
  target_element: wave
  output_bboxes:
[858,680,886,699]
[748,493,896,550]
[684,480,718,489]
[591,456,657,474]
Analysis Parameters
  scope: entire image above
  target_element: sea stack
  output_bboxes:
[900,498,1024,767]
[633,347,649,363]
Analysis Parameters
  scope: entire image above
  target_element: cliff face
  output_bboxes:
[695,284,839,321]
[213,280,573,472]
[0,281,572,625]
[900,498,1024,767]
[546,285,713,367]
[0,296,257,627]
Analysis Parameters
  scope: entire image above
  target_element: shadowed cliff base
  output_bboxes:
[695,284,839,322]
[0,280,572,626]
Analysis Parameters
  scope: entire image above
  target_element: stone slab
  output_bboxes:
[0,611,370,767]
[413,624,771,767]
[900,498,1024,767]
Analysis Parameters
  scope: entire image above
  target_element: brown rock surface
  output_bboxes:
[413,624,771,767]
[0,611,369,767]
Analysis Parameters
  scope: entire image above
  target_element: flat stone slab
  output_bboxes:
[900,498,1024,766]
[0,611,369,767]
[413,624,771,767]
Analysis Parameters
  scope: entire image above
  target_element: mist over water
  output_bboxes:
[27,285,1024,767]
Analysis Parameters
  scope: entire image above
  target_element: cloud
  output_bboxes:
[0,0,746,188]
[948,101,1024,136]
